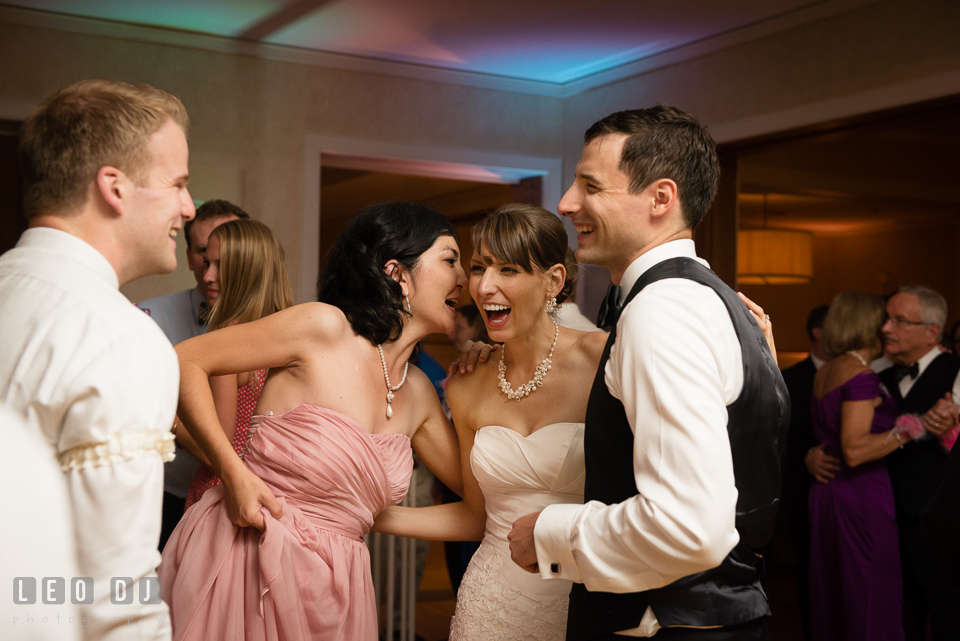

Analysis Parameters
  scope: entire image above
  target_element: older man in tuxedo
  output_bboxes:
[877,285,960,641]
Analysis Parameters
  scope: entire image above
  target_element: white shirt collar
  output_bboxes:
[16,227,119,290]
[810,353,827,370]
[915,346,943,377]
[618,239,705,305]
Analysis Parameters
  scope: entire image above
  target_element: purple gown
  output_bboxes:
[808,369,903,641]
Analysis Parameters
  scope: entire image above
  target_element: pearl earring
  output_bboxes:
[544,296,558,314]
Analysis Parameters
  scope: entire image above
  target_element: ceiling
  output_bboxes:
[2,0,864,88]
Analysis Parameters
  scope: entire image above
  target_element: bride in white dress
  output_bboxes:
[374,204,607,640]
[373,204,778,640]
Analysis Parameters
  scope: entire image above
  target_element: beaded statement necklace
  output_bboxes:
[377,344,409,418]
[497,320,559,402]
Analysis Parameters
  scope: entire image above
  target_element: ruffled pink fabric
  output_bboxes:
[160,405,413,640]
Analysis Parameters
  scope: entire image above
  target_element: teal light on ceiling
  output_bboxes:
[19,0,281,36]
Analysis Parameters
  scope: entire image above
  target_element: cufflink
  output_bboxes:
[551,563,560,574]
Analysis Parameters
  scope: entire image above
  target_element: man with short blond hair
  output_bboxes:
[0,79,195,640]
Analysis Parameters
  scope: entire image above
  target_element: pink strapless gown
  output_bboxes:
[159,404,413,641]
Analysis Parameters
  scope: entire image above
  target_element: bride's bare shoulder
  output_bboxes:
[446,355,496,401]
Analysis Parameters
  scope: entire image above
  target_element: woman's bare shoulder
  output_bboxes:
[281,302,352,338]
[446,356,496,408]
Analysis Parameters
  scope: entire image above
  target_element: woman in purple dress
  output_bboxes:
[809,291,914,641]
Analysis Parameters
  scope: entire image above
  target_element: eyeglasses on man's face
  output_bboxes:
[885,315,929,329]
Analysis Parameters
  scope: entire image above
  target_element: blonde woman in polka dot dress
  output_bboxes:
[180,219,294,508]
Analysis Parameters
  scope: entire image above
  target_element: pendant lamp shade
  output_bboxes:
[737,229,813,285]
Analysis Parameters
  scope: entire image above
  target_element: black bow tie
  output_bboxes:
[198,302,211,326]
[892,362,920,383]
[596,285,623,328]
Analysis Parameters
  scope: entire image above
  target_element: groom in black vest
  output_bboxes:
[876,285,960,641]
[507,106,788,640]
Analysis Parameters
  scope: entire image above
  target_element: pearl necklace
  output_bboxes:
[498,321,559,402]
[377,344,409,418]
[846,350,869,367]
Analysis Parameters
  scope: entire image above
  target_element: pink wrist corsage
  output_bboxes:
[893,414,925,440]
[942,426,959,452]
[892,413,959,452]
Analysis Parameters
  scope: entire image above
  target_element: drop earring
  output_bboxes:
[403,290,411,314]
[544,296,558,314]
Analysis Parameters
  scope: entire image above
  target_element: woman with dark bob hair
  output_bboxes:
[160,202,466,640]
[808,291,912,641]
[372,204,776,641]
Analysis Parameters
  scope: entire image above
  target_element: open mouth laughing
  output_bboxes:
[483,303,510,327]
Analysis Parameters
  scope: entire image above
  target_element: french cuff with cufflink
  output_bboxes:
[534,502,584,582]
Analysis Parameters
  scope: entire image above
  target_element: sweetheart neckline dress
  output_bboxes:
[160,404,413,641]
[450,422,585,641]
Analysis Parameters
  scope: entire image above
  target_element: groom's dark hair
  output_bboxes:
[585,105,719,231]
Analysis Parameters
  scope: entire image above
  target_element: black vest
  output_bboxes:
[566,258,790,640]
[879,353,960,522]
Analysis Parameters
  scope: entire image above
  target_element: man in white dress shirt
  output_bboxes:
[0,79,195,640]
[508,107,787,640]
[137,199,247,550]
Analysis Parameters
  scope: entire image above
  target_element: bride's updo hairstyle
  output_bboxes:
[318,201,457,345]
[471,204,578,309]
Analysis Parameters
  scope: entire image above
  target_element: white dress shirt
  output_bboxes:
[534,239,743,636]
[871,347,960,405]
[0,228,178,641]
[0,405,81,641]
[137,287,205,347]
[899,347,960,402]
[556,301,606,333]
[137,288,205,498]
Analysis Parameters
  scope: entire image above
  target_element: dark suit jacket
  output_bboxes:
[781,357,817,508]
[879,353,960,521]
[921,436,960,580]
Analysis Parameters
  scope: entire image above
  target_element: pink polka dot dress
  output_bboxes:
[185,368,267,509]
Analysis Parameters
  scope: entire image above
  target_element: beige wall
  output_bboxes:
[2,0,960,308]
[562,0,960,164]
[561,0,960,327]
[0,19,563,302]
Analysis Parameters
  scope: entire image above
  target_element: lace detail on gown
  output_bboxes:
[448,422,584,641]
[450,549,568,641]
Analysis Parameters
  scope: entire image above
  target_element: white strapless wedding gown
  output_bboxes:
[450,423,585,641]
